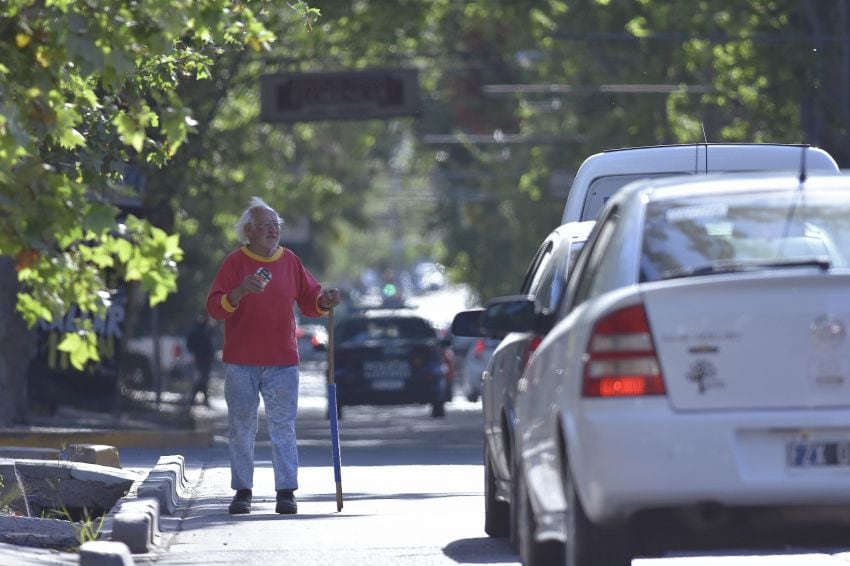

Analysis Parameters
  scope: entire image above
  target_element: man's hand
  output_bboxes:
[229,273,267,306]
[320,288,341,310]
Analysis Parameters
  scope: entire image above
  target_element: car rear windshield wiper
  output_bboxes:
[661,257,832,280]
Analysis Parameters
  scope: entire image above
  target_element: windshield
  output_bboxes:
[640,190,850,283]
[337,316,437,343]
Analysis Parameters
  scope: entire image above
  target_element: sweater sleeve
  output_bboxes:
[206,253,241,320]
[294,255,327,318]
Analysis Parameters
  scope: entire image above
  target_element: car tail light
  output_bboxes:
[173,343,183,359]
[473,338,486,358]
[582,304,665,398]
[520,335,543,372]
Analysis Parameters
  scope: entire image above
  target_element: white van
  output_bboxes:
[561,143,840,224]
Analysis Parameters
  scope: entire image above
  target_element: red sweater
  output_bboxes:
[206,246,327,365]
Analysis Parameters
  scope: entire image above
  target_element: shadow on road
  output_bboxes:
[442,537,518,564]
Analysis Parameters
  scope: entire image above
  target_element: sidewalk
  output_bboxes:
[1,367,498,566]
[0,388,218,451]
[0,369,350,565]
[0,381,227,565]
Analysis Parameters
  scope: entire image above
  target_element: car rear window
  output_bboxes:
[337,316,437,342]
[640,190,850,282]
[582,172,684,220]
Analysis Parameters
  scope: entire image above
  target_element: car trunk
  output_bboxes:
[338,340,439,380]
[642,272,850,411]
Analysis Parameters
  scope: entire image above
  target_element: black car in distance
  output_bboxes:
[330,308,451,418]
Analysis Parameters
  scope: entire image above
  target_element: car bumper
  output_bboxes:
[566,402,850,523]
[335,378,445,406]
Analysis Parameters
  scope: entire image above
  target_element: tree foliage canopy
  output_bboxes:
[0,0,317,367]
[3,0,850,375]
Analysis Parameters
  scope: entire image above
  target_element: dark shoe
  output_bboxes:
[228,489,252,515]
[275,490,297,514]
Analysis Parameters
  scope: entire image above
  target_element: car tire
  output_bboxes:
[484,447,510,537]
[563,460,632,566]
[431,401,445,418]
[517,465,564,566]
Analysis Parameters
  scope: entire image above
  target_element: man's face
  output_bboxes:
[247,208,281,250]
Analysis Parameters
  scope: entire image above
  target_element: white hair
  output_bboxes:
[234,196,283,244]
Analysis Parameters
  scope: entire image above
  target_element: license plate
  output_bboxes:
[787,440,850,467]
[363,359,411,380]
[371,379,404,391]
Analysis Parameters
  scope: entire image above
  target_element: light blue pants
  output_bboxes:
[224,364,299,492]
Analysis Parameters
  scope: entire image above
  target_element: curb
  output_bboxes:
[93,453,189,565]
[0,427,213,449]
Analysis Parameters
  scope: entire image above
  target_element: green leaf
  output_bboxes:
[58,331,100,370]
[113,112,145,153]
[84,202,119,236]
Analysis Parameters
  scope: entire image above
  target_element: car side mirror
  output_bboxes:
[451,309,487,337]
[483,295,536,335]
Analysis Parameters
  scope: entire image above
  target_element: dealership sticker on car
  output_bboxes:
[787,440,850,467]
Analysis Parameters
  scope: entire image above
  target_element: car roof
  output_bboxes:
[552,219,596,241]
[346,307,428,319]
[609,171,850,209]
[561,144,840,223]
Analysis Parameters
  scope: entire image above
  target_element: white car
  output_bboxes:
[561,143,839,224]
[485,172,850,565]
[123,334,196,390]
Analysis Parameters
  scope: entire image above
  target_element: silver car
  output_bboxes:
[491,171,850,565]
[451,220,594,546]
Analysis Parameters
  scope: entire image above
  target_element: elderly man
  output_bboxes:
[206,196,340,515]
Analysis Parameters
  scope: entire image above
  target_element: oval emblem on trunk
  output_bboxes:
[810,315,846,348]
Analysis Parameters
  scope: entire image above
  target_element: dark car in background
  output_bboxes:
[331,308,451,418]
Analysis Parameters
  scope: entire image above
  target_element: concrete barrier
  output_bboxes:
[61,444,121,468]
[14,459,139,515]
[110,498,161,554]
[136,455,188,516]
[79,540,134,566]
[0,459,31,517]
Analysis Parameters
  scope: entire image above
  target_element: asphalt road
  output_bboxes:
[98,364,850,566]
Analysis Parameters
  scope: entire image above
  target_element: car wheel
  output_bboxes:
[517,465,564,566]
[431,401,445,418]
[484,447,510,537]
[563,460,631,566]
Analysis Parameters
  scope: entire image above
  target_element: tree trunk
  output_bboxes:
[0,257,36,426]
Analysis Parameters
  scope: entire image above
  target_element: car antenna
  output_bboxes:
[798,143,807,184]
[779,143,808,253]
[701,122,709,173]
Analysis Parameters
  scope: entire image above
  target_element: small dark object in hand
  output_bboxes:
[256,267,272,283]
